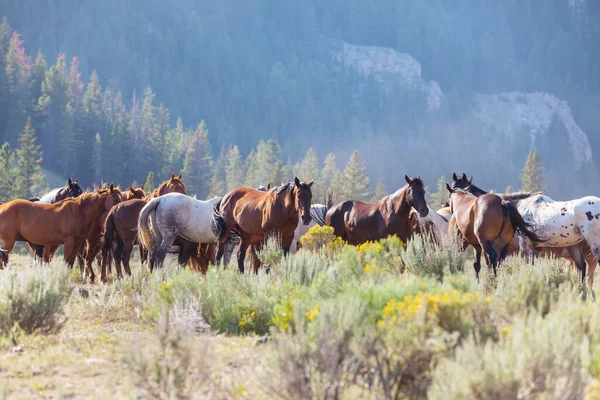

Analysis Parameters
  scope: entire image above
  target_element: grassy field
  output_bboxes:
[1,228,600,399]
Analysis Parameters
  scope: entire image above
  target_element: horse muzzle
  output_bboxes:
[301,213,312,226]
[418,207,429,218]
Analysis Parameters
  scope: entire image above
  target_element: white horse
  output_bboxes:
[409,207,450,245]
[290,204,329,254]
[518,194,600,283]
[138,193,227,269]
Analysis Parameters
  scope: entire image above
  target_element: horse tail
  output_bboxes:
[138,197,160,255]
[502,200,546,243]
[211,205,229,242]
[102,212,117,271]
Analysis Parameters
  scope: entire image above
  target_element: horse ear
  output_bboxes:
[468,174,473,185]
[267,182,271,190]
[405,175,412,185]
[294,177,301,187]
[109,183,114,192]
[446,183,454,194]
[462,173,468,181]
[452,172,458,182]
[68,178,73,186]
[307,180,314,188]
[129,185,134,191]
[177,173,182,179]
[171,173,175,180]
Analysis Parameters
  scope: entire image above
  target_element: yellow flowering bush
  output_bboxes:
[301,225,335,251]
[356,235,404,275]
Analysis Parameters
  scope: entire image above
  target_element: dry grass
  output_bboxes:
[0,254,271,400]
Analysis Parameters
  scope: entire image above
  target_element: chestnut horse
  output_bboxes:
[100,174,187,280]
[326,175,428,245]
[451,172,598,286]
[218,177,313,273]
[446,185,544,279]
[0,185,122,268]
[82,185,144,283]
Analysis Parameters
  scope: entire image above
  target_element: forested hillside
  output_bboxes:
[1,1,599,197]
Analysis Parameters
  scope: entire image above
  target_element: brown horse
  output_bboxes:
[82,185,145,283]
[0,185,122,268]
[100,174,187,280]
[446,184,544,279]
[218,177,313,273]
[326,175,428,245]
[451,172,598,286]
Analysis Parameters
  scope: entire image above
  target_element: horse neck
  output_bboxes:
[469,185,487,197]
[275,187,297,216]
[388,186,411,218]
[78,193,109,223]
[452,192,474,210]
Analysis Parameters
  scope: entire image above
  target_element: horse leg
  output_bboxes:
[281,235,294,257]
[237,240,250,274]
[473,246,482,281]
[120,242,134,277]
[154,234,177,270]
[0,237,16,267]
[250,244,262,274]
[481,241,498,276]
[567,244,587,284]
[498,244,510,264]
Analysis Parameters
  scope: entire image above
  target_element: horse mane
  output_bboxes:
[503,191,540,201]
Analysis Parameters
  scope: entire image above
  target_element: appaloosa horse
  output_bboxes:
[218,178,313,273]
[326,175,428,245]
[0,185,121,272]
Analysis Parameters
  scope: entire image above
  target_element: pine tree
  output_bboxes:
[81,70,104,183]
[225,144,244,191]
[0,18,12,141]
[5,30,31,144]
[208,145,226,197]
[520,149,546,192]
[341,151,370,201]
[0,142,16,200]
[428,176,448,208]
[321,152,339,198]
[505,185,514,194]
[181,120,213,198]
[371,178,387,202]
[294,147,321,197]
[162,117,186,179]
[15,118,46,198]
[144,171,155,193]
[93,133,102,184]
[244,139,283,187]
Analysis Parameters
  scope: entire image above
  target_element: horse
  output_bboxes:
[516,194,600,285]
[0,185,121,270]
[28,178,85,262]
[100,174,187,279]
[446,184,544,280]
[81,185,145,283]
[451,173,598,286]
[326,175,428,245]
[138,194,227,269]
[217,177,313,273]
[408,206,450,246]
[289,204,330,254]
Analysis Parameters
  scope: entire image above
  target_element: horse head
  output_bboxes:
[104,184,123,210]
[128,185,145,199]
[66,177,84,198]
[294,177,313,225]
[160,173,187,196]
[405,175,428,218]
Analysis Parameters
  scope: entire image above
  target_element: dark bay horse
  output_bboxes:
[446,184,544,279]
[218,177,313,273]
[83,185,144,283]
[0,185,122,268]
[101,174,187,280]
[326,175,428,245]
[450,172,596,285]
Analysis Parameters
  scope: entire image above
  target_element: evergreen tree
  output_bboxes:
[519,149,546,192]
[244,149,259,187]
[0,17,12,141]
[5,30,31,144]
[181,121,213,198]
[341,151,370,201]
[27,51,47,122]
[371,178,387,202]
[81,70,104,183]
[144,171,155,193]
[428,176,449,208]
[0,142,17,200]
[505,185,514,194]
[15,118,46,198]
[321,152,340,199]
[93,133,103,184]
[162,117,186,180]
[294,147,321,198]
[208,145,226,197]
[225,144,244,191]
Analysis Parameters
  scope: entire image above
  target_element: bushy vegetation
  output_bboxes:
[0,264,72,335]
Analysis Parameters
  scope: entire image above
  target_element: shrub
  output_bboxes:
[0,265,73,335]
[428,311,590,399]
[300,225,335,251]
[403,233,466,282]
[257,234,284,268]
[270,249,329,287]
